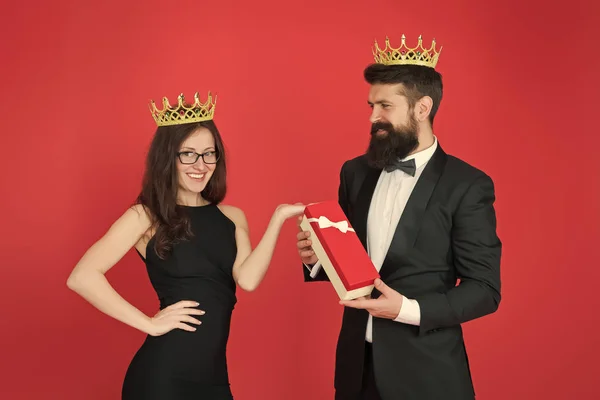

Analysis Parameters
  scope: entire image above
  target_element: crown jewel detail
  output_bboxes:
[373,35,442,68]
[149,92,216,126]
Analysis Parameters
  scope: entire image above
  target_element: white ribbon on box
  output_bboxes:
[306,216,355,233]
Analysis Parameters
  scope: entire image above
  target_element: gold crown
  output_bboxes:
[373,35,442,69]
[149,92,216,126]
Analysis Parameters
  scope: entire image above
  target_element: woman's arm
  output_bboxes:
[67,205,204,335]
[221,204,305,292]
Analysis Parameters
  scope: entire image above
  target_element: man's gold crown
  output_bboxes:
[149,92,216,127]
[373,34,442,69]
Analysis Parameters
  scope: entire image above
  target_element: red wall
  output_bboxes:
[1,0,599,399]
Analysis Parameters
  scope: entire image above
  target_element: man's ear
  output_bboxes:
[415,96,433,122]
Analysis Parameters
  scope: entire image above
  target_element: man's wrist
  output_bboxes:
[394,296,421,325]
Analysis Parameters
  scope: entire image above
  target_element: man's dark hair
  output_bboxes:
[364,64,443,126]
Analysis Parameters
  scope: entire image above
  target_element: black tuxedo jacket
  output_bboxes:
[303,144,502,400]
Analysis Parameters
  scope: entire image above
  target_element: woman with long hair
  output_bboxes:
[67,92,305,399]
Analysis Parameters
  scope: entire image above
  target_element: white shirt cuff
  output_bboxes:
[304,261,322,278]
[394,296,421,326]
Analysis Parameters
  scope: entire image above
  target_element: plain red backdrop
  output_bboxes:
[1,0,599,399]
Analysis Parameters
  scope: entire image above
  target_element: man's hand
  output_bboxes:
[296,216,319,265]
[339,279,404,320]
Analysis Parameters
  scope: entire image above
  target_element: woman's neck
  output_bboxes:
[177,194,207,207]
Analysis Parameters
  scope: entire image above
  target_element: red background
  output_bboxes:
[1,1,599,399]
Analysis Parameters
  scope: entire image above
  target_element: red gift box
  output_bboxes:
[300,201,380,300]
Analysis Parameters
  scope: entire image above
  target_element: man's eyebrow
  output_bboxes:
[368,100,392,105]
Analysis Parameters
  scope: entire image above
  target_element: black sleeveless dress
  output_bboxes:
[122,204,238,400]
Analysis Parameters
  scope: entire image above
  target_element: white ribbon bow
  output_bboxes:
[307,216,355,233]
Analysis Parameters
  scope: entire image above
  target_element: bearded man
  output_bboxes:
[296,36,502,400]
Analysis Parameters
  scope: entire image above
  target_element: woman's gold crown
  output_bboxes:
[149,92,216,127]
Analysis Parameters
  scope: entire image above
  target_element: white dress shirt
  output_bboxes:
[306,136,438,343]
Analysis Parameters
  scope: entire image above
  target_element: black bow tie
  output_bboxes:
[384,158,416,176]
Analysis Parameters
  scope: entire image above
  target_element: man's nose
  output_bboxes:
[369,108,380,124]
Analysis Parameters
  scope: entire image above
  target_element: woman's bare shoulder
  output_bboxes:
[217,204,248,229]
[127,204,153,227]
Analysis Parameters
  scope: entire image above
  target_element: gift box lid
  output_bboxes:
[305,201,379,290]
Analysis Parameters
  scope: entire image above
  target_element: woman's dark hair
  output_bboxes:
[364,63,443,125]
[136,120,227,259]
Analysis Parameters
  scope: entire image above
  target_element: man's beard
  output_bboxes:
[366,117,419,170]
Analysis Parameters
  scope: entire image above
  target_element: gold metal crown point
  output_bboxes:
[372,34,442,69]
[149,91,217,127]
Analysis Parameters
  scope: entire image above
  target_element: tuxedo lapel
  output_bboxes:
[351,166,382,251]
[379,145,448,280]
